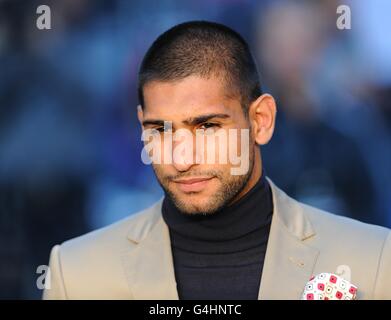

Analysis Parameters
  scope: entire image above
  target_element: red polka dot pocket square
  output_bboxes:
[301,273,358,300]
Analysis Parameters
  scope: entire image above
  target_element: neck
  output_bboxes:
[164,162,274,300]
[162,165,272,252]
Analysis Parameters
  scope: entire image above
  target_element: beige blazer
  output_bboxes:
[43,178,391,299]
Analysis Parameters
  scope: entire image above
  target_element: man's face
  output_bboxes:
[140,75,255,214]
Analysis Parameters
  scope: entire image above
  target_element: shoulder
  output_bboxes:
[268,176,390,246]
[45,198,164,299]
[301,201,390,245]
[59,197,164,259]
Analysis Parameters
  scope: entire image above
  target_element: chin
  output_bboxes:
[173,193,220,215]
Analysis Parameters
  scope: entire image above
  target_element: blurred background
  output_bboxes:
[0,0,390,299]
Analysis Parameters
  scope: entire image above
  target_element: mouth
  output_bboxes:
[172,176,215,193]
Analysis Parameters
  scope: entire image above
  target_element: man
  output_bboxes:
[43,21,391,300]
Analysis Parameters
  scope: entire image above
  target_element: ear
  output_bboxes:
[137,105,144,129]
[248,94,277,145]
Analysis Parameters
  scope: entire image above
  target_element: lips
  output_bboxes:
[173,176,215,193]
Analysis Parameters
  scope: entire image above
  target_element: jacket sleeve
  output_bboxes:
[373,230,391,299]
[42,245,67,300]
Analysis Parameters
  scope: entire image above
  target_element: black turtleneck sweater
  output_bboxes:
[162,171,273,300]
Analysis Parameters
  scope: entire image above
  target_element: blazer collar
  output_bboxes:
[122,198,179,299]
[123,177,319,300]
[266,177,316,241]
[258,178,319,299]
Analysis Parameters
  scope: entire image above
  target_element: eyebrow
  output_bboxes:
[142,113,230,127]
[142,119,165,127]
[183,113,230,126]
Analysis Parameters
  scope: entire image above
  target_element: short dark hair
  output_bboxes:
[138,21,262,112]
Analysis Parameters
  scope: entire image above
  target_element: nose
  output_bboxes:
[173,159,194,172]
[171,130,196,172]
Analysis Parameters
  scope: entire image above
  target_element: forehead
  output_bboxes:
[142,75,241,119]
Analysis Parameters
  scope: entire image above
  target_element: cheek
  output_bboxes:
[142,134,164,164]
[204,128,251,166]
[196,129,230,165]
[233,127,251,153]
[142,132,177,165]
[152,163,171,180]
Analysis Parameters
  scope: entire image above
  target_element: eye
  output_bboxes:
[199,122,220,130]
[153,126,172,133]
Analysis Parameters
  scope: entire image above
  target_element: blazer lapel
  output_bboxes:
[258,178,320,299]
[120,177,319,300]
[121,200,179,300]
